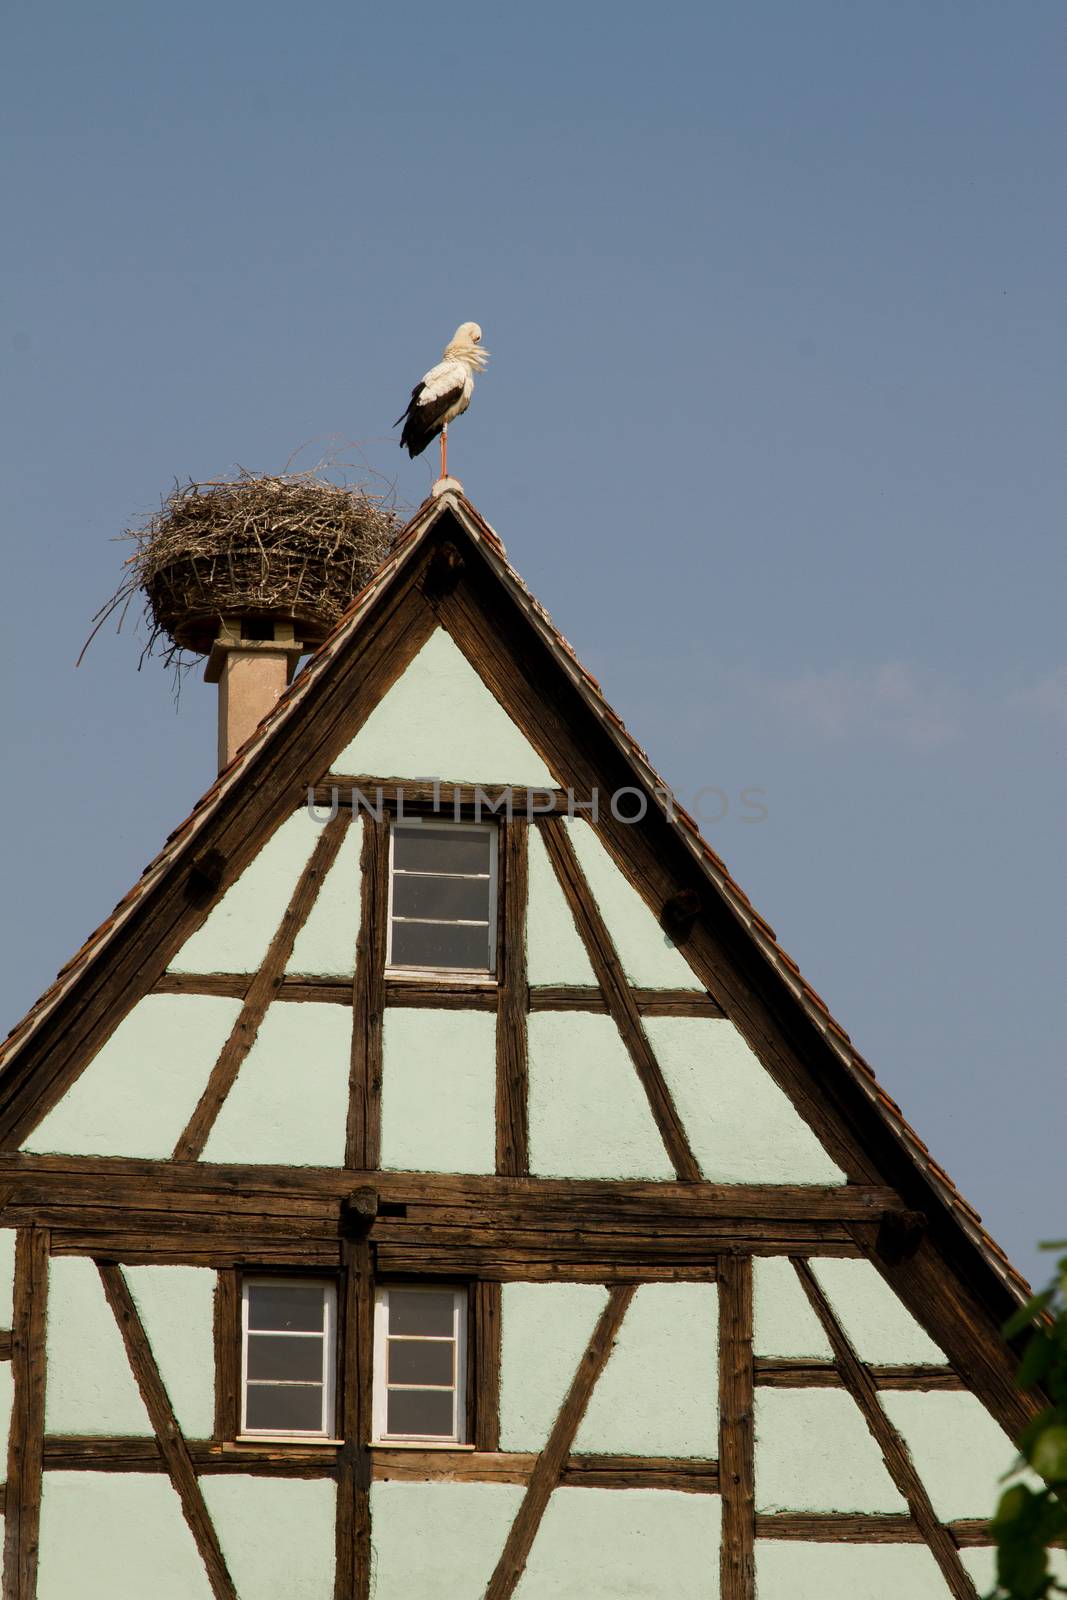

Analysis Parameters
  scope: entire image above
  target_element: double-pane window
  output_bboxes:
[372,1286,467,1443]
[241,1278,336,1438]
[387,822,496,973]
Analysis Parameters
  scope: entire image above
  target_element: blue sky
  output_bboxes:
[2,2,1064,1283]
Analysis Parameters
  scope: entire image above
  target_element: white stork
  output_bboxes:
[395,321,488,479]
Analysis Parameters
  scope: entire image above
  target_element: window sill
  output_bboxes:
[228,1437,343,1450]
[385,968,497,986]
[371,1441,475,1451]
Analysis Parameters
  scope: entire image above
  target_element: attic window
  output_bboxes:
[372,1286,467,1443]
[240,1278,336,1439]
[387,821,497,974]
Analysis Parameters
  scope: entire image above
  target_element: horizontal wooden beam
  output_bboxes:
[755,1514,992,1546]
[754,1358,965,1391]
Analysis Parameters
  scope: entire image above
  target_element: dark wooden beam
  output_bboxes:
[792,1259,978,1600]
[755,1514,992,1546]
[496,818,529,1177]
[539,817,701,1183]
[754,1357,965,1391]
[212,1269,240,1440]
[172,811,351,1162]
[484,1286,635,1600]
[346,816,387,1170]
[718,1254,755,1600]
[335,1235,373,1600]
[3,1228,49,1600]
[473,1281,502,1453]
[97,1262,237,1600]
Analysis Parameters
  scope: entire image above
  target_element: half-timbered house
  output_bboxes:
[0,486,1047,1598]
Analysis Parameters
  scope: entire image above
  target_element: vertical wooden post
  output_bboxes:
[496,817,529,1177]
[4,1228,48,1600]
[718,1253,755,1600]
[212,1269,240,1440]
[347,817,388,1171]
[335,1235,374,1600]
[473,1281,503,1452]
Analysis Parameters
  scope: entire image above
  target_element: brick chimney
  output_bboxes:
[204,619,306,772]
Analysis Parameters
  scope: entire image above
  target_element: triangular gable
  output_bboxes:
[0,486,1039,1450]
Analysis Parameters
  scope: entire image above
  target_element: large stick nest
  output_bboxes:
[90,472,400,666]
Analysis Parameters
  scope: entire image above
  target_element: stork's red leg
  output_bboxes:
[440,425,448,480]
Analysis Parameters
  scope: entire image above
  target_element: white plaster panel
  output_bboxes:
[755,1389,906,1512]
[0,1361,13,1473]
[499,1282,609,1451]
[961,1545,1067,1594]
[201,1001,351,1166]
[203,1475,336,1599]
[881,1391,1020,1521]
[646,1015,846,1184]
[286,815,363,976]
[170,808,321,974]
[565,819,700,989]
[23,994,241,1159]
[526,824,596,986]
[575,1283,718,1457]
[0,1229,16,1328]
[753,1257,834,1359]
[528,1011,674,1180]
[380,1008,496,1174]
[515,1486,721,1600]
[810,1257,947,1364]
[124,1266,216,1439]
[334,627,556,785]
[369,1481,524,1600]
[45,1257,151,1435]
[756,1540,952,1598]
[38,1472,213,1600]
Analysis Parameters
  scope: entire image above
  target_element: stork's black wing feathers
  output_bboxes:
[395,375,465,458]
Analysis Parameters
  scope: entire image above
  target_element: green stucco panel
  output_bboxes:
[286,815,363,977]
[646,1015,846,1185]
[755,1389,906,1513]
[203,1475,337,1599]
[528,1011,674,1180]
[380,1008,496,1174]
[170,808,320,975]
[22,993,240,1159]
[369,1481,524,1600]
[499,1282,609,1451]
[575,1283,718,1457]
[752,1258,833,1360]
[0,1360,13,1471]
[45,1258,150,1436]
[0,1228,16,1328]
[565,820,700,989]
[515,1486,720,1600]
[525,825,596,985]
[756,1540,951,1598]
[201,1001,351,1166]
[881,1391,1022,1521]
[38,1472,213,1600]
[334,627,557,785]
[810,1257,946,1365]
[125,1265,216,1439]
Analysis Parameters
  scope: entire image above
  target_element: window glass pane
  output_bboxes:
[387,1340,455,1386]
[386,1387,455,1437]
[390,920,490,971]
[247,1334,324,1383]
[393,827,492,876]
[392,874,490,922]
[245,1383,324,1432]
[389,1289,457,1336]
[247,1283,324,1332]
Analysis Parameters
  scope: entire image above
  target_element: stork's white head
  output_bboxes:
[445,321,488,371]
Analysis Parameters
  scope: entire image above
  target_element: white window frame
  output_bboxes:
[386,819,499,980]
[372,1285,468,1445]
[240,1276,337,1441]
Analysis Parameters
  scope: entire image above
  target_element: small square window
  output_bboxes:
[387,822,497,975]
[241,1277,336,1439]
[372,1285,467,1443]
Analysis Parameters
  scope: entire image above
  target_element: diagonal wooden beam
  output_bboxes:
[173,809,351,1161]
[346,815,388,1169]
[719,1253,755,1600]
[791,1258,978,1600]
[483,1284,635,1600]
[97,1261,237,1600]
[3,1227,49,1600]
[539,817,701,1182]
[496,818,529,1177]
